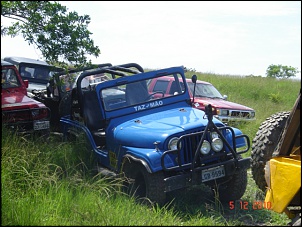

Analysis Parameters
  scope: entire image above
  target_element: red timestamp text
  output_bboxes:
[229,200,272,210]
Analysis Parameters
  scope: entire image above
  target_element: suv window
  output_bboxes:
[19,65,51,82]
[1,67,21,88]
[187,82,223,98]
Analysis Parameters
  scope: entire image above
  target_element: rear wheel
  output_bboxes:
[251,111,290,192]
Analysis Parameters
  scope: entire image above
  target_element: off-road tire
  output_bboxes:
[251,111,290,192]
[214,167,248,202]
[123,162,166,206]
[59,91,72,118]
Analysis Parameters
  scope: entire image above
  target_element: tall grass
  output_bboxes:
[2,72,300,226]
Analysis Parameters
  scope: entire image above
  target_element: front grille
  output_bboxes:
[179,129,227,165]
[2,108,50,132]
[2,109,32,123]
[179,132,198,163]
[230,111,253,118]
[161,128,222,171]
[161,125,249,171]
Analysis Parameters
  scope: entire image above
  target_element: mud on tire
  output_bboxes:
[251,111,290,192]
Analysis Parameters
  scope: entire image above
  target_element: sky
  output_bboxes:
[1,1,301,79]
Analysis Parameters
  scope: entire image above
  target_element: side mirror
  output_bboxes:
[223,95,228,100]
[23,79,29,88]
[191,75,197,84]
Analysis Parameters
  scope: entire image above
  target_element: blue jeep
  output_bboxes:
[59,63,251,205]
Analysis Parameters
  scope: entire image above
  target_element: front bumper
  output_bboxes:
[3,120,50,136]
[215,115,255,123]
[164,157,251,192]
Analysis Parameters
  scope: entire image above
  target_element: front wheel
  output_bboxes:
[212,168,248,202]
[123,162,166,206]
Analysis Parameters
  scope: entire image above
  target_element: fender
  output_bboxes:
[122,153,152,173]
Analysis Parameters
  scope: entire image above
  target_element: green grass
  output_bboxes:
[1,72,300,226]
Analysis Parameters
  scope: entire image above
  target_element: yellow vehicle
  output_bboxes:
[251,90,300,226]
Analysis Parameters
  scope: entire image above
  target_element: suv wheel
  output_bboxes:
[251,111,290,192]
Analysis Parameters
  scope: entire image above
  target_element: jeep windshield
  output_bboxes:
[75,66,191,120]
[99,71,187,112]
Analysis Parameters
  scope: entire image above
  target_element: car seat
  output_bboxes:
[125,80,149,105]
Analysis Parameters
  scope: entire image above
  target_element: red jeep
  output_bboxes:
[148,76,255,123]
[1,60,50,136]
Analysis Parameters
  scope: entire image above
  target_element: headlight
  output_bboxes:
[168,137,181,150]
[200,140,211,155]
[217,109,228,116]
[211,138,223,152]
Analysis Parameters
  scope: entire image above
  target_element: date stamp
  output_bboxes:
[229,200,272,210]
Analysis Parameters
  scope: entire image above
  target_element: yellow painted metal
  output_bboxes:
[265,156,301,213]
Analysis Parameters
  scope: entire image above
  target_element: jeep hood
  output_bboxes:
[113,107,223,149]
[194,97,254,111]
[1,90,45,110]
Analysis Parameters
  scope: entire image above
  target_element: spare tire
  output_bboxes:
[251,111,290,192]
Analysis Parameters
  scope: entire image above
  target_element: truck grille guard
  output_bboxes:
[161,104,250,172]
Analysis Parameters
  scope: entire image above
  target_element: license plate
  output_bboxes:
[33,121,50,130]
[202,165,225,182]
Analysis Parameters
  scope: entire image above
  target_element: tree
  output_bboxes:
[266,64,299,79]
[1,1,101,68]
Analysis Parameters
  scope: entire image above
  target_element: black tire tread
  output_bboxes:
[216,168,248,201]
[250,111,290,192]
[123,161,166,206]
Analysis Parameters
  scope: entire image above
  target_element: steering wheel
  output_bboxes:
[145,91,165,101]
